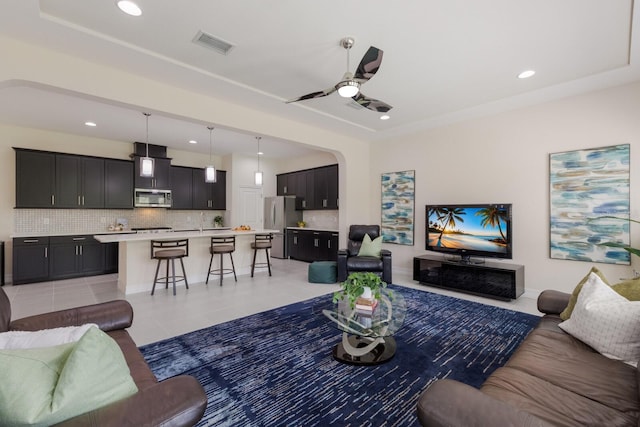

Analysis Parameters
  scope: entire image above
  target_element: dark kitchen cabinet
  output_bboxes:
[170,166,194,209]
[315,164,339,209]
[15,149,56,208]
[12,237,50,284]
[105,159,134,209]
[104,242,119,274]
[287,229,338,262]
[49,236,105,280]
[192,169,227,210]
[55,155,105,208]
[134,156,171,189]
[276,164,338,210]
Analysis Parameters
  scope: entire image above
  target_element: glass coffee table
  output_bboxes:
[323,288,406,365]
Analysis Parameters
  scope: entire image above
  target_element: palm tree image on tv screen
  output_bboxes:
[426,204,512,259]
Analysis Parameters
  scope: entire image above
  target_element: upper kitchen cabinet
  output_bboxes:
[315,164,338,209]
[192,169,227,210]
[105,159,133,209]
[15,149,56,208]
[170,166,194,210]
[55,154,104,208]
[276,164,338,210]
[133,156,171,190]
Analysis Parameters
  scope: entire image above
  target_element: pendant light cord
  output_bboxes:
[208,126,214,162]
[256,136,261,170]
[143,112,151,157]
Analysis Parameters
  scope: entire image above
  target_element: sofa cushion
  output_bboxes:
[346,256,384,272]
[108,329,158,391]
[504,328,638,414]
[559,273,640,366]
[482,366,638,427]
[560,266,609,320]
[0,326,138,426]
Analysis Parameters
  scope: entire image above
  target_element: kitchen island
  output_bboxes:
[95,229,280,295]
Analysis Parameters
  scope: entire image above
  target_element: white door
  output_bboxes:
[238,186,263,230]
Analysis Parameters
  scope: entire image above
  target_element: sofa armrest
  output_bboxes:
[56,375,207,427]
[381,249,392,284]
[417,379,552,427]
[10,300,134,332]
[536,290,571,315]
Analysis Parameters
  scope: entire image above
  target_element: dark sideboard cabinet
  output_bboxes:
[13,235,118,285]
[287,229,339,262]
[413,254,524,300]
[277,164,338,210]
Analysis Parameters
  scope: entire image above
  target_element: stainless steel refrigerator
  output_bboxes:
[264,196,303,258]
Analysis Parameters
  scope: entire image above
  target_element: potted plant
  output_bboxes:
[214,215,224,228]
[333,272,388,309]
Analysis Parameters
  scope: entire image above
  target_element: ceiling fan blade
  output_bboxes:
[353,46,383,83]
[352,92,392,113]
[286,87,337,103]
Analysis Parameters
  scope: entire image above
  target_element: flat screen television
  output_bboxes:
[426,204,512,262]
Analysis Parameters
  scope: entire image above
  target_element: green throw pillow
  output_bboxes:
[0,326,138,426]
[559,267,610,320]
[358,233,382,258]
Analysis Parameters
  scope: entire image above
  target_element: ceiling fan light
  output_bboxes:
[205,165,217,183]
[337,80,360,98]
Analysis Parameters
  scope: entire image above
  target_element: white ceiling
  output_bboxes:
[0,0,637,159]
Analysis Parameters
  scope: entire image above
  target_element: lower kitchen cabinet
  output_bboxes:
[12,235,118,284]
[287,229,338,262]
[12,237,50,285]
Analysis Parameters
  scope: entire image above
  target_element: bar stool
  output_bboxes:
[251,233,273,277]
[207,236,237,286]
[150,239,189,296]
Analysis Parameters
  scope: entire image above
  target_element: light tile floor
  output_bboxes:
[3,259,539,346]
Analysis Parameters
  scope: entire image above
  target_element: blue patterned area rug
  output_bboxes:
[139,285,539,426]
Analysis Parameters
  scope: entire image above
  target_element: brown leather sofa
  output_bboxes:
[417,290,639,427]
[0,287,207,426]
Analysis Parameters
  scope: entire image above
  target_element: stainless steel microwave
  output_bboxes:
[134,188,172,208]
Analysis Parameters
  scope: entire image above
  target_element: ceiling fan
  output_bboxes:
[286,37,392,113]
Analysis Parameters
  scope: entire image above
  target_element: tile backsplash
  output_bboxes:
[14,209,228,235]
[302,210,339,230]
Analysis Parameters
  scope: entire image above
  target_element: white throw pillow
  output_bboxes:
[559,272,640,366]
[0,323,98,349]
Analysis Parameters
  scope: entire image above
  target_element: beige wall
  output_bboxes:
[371,81,640,294]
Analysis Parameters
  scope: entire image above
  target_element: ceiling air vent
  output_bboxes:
[193,31,235,55]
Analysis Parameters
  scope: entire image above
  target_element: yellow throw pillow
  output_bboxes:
[612,277,640,301]
[357,233,382,258]
[559,267,609,320]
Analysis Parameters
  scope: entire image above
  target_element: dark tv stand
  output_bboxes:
[413,254,524,301]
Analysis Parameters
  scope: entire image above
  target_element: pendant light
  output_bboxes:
[254,136,263,186]
[205,126,217,183]
[140,112,154,178]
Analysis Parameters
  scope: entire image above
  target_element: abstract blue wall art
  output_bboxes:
[549,144,630,264]
[381,170,415,245]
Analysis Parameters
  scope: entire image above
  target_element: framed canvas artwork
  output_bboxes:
[549,144,630,264]
[381,170,415,245]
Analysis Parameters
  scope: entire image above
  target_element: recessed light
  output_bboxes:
[380,115,390,120]
[188,140,197,144]
[84,121,97,127]
[117,1,142,16]
[518,70,536,79]
[257,151,264,156]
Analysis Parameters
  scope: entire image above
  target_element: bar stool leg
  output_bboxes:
[230,253,237,282]
[265,249,272,276]
[206,253,214,285]
[180,257,189,289]
[151,258,162,295]
[171,259,177,296]
[218,253,224,286]
[251,248,258,277]
[165,260,170,289]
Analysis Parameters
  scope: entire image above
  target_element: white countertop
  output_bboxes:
[286,227,339,233]
[94,229,281,243]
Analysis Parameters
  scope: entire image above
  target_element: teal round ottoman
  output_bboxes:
[308,261,337,283]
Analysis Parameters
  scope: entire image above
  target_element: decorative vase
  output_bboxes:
[361,286,373,299]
